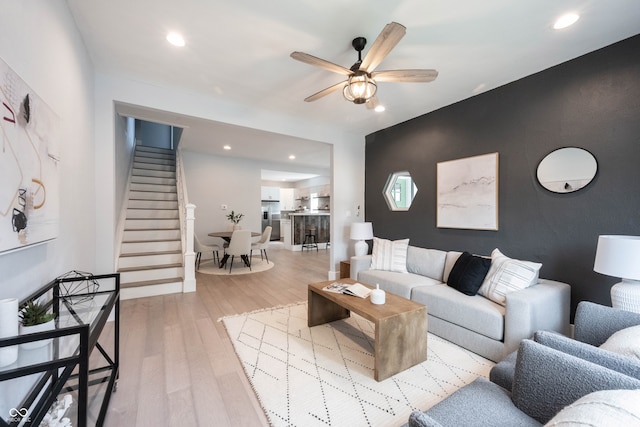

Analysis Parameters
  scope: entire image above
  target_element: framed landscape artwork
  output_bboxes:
[437,152,499,230]
[0,57,60,254]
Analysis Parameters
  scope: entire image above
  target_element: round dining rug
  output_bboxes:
[196,256,274,275]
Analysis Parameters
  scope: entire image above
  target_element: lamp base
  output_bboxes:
[611,279,640,313]
[354,240,368,257]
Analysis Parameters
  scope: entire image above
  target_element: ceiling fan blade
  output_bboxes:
[291,51,352,76]
[372,69,439,83]
[304,81,347,102]
[360,22,406,73]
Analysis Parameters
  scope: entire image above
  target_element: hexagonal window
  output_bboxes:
[383,171,418,211]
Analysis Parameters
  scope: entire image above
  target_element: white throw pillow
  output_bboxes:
[478,248,542,306]
[370,237,409,273]
[443,251,462,283]
[599,325,640,361]
[544,389,640,426]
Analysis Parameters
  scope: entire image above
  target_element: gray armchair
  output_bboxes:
[490,301,640,391]
[406,339,640,427]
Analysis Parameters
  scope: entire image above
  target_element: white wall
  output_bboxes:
[0,1,96,300]
[114,115,135,224]
[94,73,364,278]
[182,151,262,241]
[330,141,366,276]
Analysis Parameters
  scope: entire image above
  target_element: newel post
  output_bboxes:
[183,203,196,293]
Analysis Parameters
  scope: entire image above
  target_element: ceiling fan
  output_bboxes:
[290,22,438,108]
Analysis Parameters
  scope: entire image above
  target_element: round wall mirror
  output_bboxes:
[383,171,418,211]
[537,147,597,193]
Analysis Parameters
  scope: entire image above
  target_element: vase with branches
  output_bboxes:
[226,211,244,229]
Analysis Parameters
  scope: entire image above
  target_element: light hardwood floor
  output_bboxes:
[104,242,330,427]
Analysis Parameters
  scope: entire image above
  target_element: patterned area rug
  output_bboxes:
[220,302,494,427]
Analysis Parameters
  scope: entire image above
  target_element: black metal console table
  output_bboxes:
[0,273,120,427]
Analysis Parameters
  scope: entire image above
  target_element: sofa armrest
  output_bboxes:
[574,301,640,346]
[534,330,640,379]
[503,279,571,355]
[512,339,640,424]
[350,255,372,280]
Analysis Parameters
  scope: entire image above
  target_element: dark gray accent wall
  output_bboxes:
[365,34,640,317]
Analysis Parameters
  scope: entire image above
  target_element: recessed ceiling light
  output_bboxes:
[554,13,580,30]
[289,155,296,160]
[166,32,185,47]
[223,145,231,150]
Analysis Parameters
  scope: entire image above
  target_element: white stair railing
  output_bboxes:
[176,148,196,293]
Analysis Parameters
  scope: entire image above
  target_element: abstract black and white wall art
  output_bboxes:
[0,57,60,254]
[437,152,498,230]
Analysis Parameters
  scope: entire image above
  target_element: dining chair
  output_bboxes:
[226,229,252,273]
[251,226,272,264]
[194,234,221,270]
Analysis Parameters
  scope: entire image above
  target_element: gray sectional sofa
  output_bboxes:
[406,339,640,427]
[405,302,640,426]
[350,245,571,362]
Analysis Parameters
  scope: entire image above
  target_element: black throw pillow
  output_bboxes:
[447,251,491,296]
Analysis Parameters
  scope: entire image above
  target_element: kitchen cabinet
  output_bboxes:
[280,188,295,210]
[261,186,280,201]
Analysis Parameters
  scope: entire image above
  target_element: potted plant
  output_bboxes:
[226,210,244,230]
[19,299,56,349]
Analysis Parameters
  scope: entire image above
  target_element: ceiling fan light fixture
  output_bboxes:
[553,13,580,30]
[166,31,185,47]
[343,72,377,104]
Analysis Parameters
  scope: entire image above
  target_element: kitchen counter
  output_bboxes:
[286,212,330,250]
[289,211,331,216]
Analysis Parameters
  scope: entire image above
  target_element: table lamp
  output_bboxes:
[351,222,373,257]
[593,235,640,313]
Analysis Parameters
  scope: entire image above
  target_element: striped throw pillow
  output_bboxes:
[370,237,409,273]
[478,249,541,305]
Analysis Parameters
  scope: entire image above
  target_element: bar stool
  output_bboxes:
[302,226,318,252]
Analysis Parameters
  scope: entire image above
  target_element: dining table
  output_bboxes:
[208,230,261,268]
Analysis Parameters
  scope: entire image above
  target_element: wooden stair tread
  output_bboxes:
[124,228,179,231]
[126,217,180,221]
[120,250,181,257]
[127,207,178,210]
[121,277,184,289]
[122,239,181,243]
[118,263,183,273]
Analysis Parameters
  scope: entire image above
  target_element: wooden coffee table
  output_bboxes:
[308,279,427,381]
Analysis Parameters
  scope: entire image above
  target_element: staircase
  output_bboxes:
[118,145,184,300]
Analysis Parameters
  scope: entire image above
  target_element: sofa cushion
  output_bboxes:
[512,340,640,424]
[408,411,444,427]
[359,270,440,299]
[543,389,640,427]
[411,284,505,341]
[599,325,640,361]
[370,237,409,273]
[478,249,542,306]
[406,246,447,281]
[414,378,540,427]
[447,251,491,296]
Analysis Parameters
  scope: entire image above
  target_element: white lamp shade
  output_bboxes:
[350,222,373,241]
[594,235,640,280]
